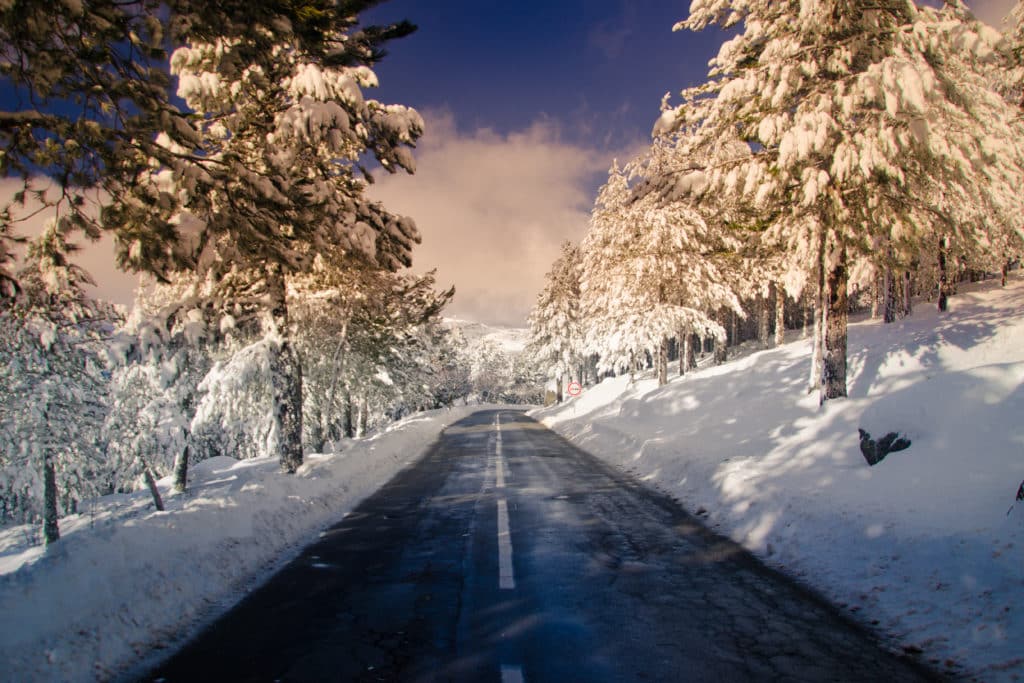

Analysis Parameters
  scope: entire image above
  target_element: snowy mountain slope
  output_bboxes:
[0,406,482,682]
[533,275,1024,681]
[443,317,529,354]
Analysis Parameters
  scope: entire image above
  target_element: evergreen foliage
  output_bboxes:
[0,219,115,539]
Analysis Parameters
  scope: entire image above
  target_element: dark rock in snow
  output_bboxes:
[858,429,911,467]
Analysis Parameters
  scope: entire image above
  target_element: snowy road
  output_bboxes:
[145,409,940,682]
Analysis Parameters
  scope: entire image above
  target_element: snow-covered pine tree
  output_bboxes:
[528,241,583,401]
[290,260,374,450]
[0,219,114,542]
[291,258,455,451]
[652,0,1024,400]
[580,162,739,384]
[376,271,457,414]
[104,273,220,495]
[430,342,472,408]
[1002,1,1024,107]
[105,5,423,472]
[463,336,536,404]
[0,0,359,298]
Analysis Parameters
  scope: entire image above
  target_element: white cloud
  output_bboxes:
[2,112,643,326]
[370,111,632,327]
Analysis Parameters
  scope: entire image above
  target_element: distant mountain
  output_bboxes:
[443,317,529,354]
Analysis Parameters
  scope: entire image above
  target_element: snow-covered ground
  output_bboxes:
[444,316,529,353]
[533,275,1024,681]
[0,405,482,682]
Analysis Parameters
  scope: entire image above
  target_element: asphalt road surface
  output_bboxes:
[145,409,942,683]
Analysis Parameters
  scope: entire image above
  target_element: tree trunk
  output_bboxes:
[43,455,59,545]
[556,374,564,403]
[774,282,786,347]
[172,443,189,493]
[323,317,350,440]
[143,466,165,512]
[871,275,880,319]
[687,334,698,371]
[356,397,368,437]
[809,233,826,393]
[342,391,355,438]
[758,289,771,347]
[802,297,810,338]
[1002,261,1009,287]
[714,338,727,364]
[309,413,326,455]
[883,265,897,323]
[938,237,951,312]
[657,337,669,386]
[674,330,683,376]
[266,263,303,473]
[822,242,849,402]
[809,300,823,393]
[679,335,690,377]
[715,310,728,364]
[903,271,913,318]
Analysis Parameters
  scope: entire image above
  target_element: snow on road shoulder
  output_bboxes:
[0,405,481,682]
[533,276,1024,681]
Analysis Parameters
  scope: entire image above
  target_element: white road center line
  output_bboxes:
[494,412,506,488]
[497,498,515,590]
[495,412,502,455]
[500,664,525,683]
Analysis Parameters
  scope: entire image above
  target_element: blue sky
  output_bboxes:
[363,1,729,150]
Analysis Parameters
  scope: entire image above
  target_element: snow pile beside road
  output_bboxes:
[0,405,480,682]
[533,277,1024,681]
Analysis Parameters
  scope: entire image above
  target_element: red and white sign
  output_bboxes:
[567,381,583,397]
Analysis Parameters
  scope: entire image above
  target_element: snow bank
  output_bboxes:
[533,276,1024,681]
[0,405,481,682]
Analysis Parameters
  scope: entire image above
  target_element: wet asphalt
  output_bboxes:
[143,409,943,683]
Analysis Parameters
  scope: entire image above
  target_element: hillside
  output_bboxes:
[533,275,1024,681]
[443,317,529,354]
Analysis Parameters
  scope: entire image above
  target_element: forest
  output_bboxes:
[0,0,543,544]
[4,0,1024,552]
[529,0,1024,405]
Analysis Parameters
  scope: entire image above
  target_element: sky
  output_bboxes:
[363,0,732,326]
[6,0,1018,326]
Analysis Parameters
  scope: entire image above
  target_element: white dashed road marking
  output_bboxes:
[497,498,515,590]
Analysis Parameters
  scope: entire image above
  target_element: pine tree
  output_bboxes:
[292,259,455,450]
[528,241,583,400]
[1,0,361,296]
[105,273,218,495]
[652,0,1024,400]
[0,219,113,542]
[579,163,740,382]
[105,5,423,472]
